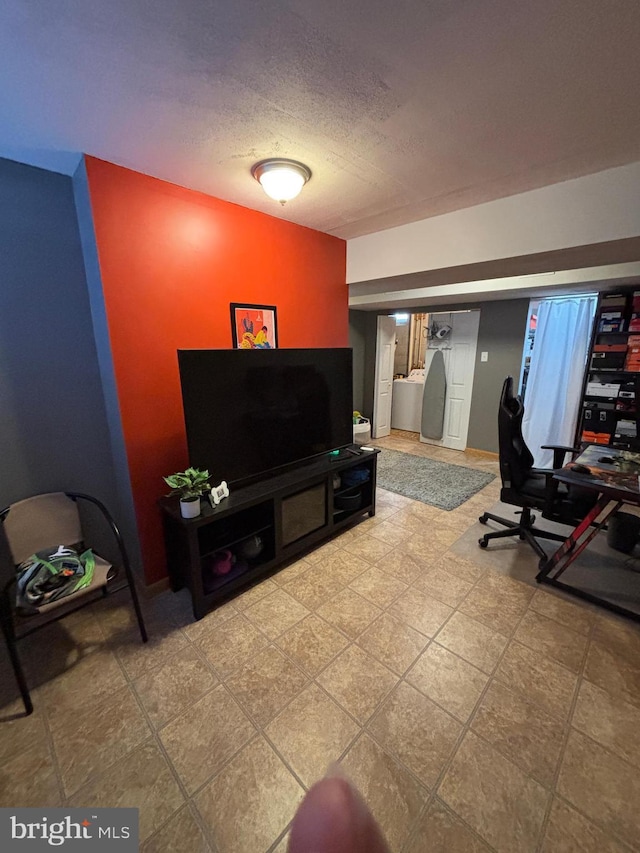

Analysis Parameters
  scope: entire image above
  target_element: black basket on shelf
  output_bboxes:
[334,491,362,511]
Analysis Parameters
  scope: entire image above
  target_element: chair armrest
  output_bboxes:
[540,444,580,468]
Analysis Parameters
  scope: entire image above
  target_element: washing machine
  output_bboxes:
[391,369,425,432]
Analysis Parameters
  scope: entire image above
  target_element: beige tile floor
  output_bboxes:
[1,433,640,852]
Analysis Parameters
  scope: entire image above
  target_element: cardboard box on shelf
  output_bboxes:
[582,407,616,432]
[581,430,612,445]
[590,352,626,370]
[618,381,636,400]
[601,294,627,309]
[593,344,628,352]
[597,312,625,333]
[624,349,640,370]
[615,420,637,439]
[586,381,621,398]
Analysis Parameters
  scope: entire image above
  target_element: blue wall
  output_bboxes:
[0,157,123,531]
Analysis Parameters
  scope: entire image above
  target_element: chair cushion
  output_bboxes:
[504,473,578,511]
[519,472,554,501]
[15,546,112,615]
[514,472,597,520]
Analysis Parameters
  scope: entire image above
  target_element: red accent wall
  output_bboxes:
[84,157,347,584]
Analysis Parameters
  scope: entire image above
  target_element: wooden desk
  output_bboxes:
[536,444,640,622]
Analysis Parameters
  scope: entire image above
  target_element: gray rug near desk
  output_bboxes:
[451,500,640,616]
[376,448,495,511]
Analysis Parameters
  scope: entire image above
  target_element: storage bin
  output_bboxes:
[335,491,362,511]
[353,417,371,445]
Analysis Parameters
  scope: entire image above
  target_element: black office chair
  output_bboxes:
[478,377,596,561]
[0,491,148,715]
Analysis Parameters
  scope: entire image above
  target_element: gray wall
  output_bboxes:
[0,157,126,549]
[467,299,529,452]
[349,310,367,414]
[349,310,377,419]
[350,299,529,452]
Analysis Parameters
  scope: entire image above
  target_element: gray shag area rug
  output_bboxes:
[376,448,495,511]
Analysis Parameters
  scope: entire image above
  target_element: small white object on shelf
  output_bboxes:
[209,481,230,506]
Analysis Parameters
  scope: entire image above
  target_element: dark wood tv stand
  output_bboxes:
[158,447,379,619]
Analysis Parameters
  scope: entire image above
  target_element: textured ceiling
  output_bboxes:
[1,0,639,238]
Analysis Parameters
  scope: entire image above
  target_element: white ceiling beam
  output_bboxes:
[347,164,640,283]
[348,263,640,311]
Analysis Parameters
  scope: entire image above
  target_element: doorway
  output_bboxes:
[373,309,481,451]
[372,315,396,438]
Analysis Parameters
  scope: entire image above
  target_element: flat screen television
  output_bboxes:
[178,348,354,487]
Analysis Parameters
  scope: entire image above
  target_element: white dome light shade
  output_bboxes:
[251,159,311,204]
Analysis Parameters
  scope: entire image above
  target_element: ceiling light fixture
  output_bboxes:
[251,159,311,204]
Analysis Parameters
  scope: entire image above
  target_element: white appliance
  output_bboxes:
[391,369,425,432]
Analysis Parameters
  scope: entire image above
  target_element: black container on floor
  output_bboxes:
[607,512,640,554]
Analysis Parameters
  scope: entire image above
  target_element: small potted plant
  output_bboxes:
[164,467,211,519]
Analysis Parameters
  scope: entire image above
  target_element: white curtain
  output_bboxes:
[522,295,597,468]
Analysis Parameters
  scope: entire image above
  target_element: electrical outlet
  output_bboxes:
[481,351,489,362]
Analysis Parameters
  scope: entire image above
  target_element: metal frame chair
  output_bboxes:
[0,491,147,715]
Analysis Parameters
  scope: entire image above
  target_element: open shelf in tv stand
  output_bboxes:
[159,448,379,620]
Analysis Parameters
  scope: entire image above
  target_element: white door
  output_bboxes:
[421,310,480,451]
[373,316,396,438]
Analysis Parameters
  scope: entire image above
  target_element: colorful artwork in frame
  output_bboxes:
[230,303,278,349]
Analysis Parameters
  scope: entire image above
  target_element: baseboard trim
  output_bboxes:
[466,447,499,459]
[139,576,171,598]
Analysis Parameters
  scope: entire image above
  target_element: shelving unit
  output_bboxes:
[577,289,640,450]
[159,448,379,619]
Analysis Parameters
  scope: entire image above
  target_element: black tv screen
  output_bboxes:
[178,348,353,486]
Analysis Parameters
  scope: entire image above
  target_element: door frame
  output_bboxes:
[372,315,396,438]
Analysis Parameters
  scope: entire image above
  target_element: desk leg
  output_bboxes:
[535,498,640,623]
[537,496,618,581]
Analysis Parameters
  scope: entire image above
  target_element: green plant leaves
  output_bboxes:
[163,467,210,498]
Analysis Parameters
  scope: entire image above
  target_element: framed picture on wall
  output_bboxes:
[230,303,278,349]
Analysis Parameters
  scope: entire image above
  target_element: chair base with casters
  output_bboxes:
[0,492,148,716]
[478,506,567,561]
